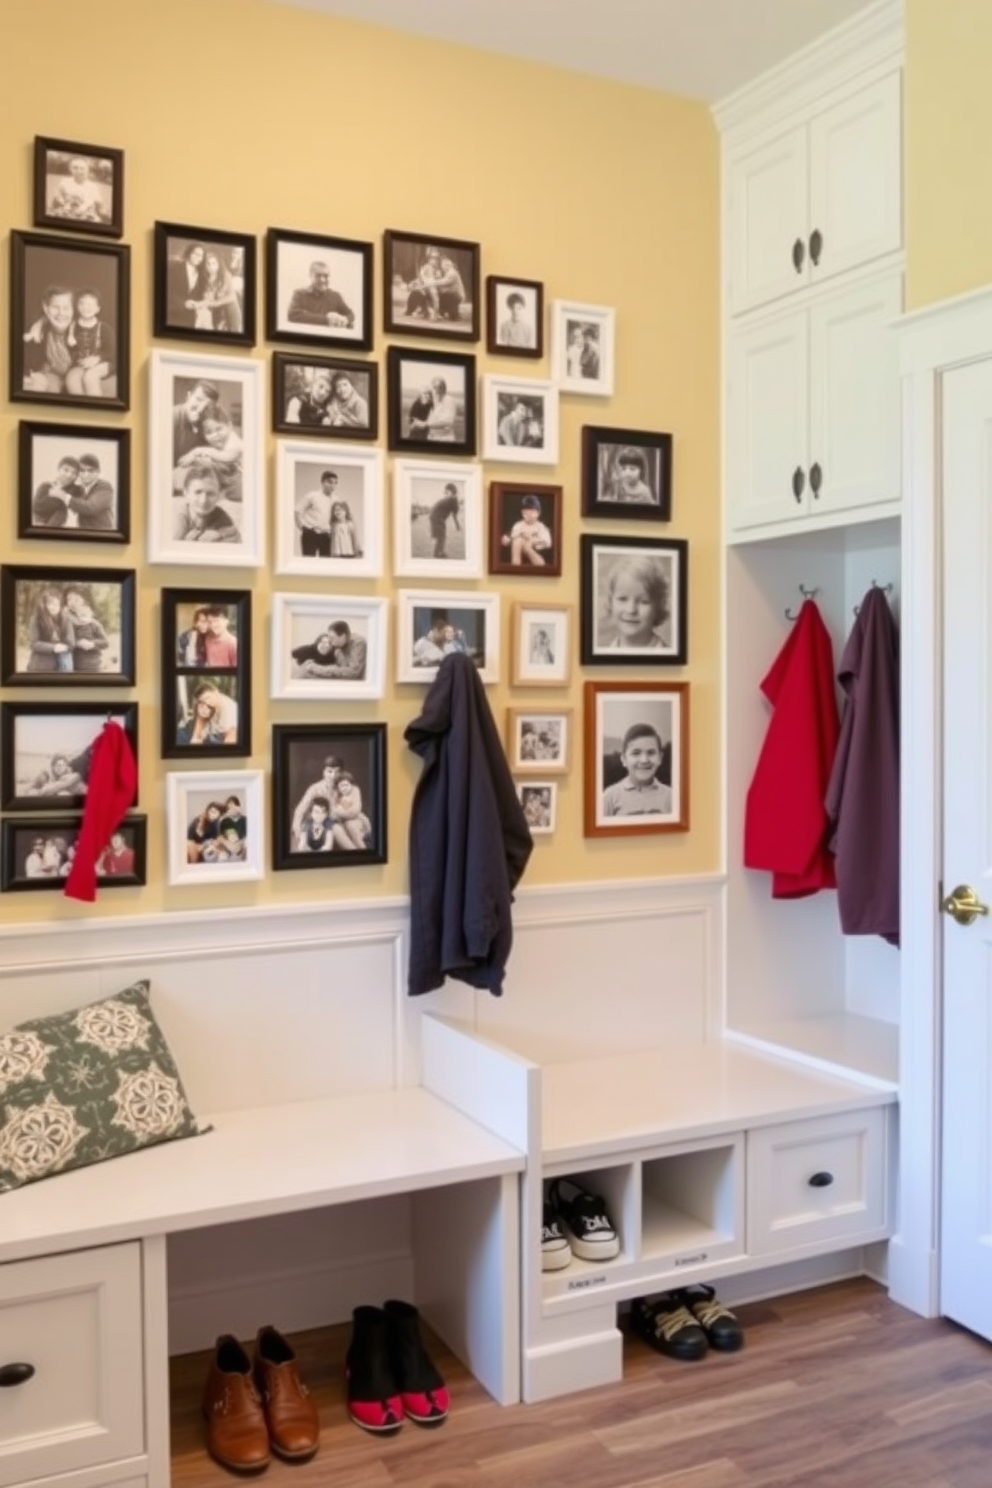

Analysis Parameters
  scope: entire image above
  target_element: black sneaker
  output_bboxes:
[547,1177,619,1262]
[678,1285,744,1352]
[541,1203,571,1271]
[630,1292,708,1360]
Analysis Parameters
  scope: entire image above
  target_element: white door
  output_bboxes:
[809,271,902,521]
[808,71,903,288]
[939,356,992,1339]
[726,308,809,535]
[727,126,808,314]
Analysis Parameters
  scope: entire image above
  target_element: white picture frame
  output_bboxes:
[551,299,616,396]
[274,440,383,578]
[397,588,500,685]
[506,707,572,775]
[392,457,483,579]
[166,768,264,885]
[148,349,265,567]
[270,593,388,701]
[511,602,573,687]
[481,374,559,466]
[516,780,557,835]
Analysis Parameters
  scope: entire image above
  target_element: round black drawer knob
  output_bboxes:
[0,1361,35,1387]
[808,1171,834,1188]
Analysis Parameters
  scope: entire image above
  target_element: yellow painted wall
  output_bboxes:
[0,0,720,922]
[905,0,992,308]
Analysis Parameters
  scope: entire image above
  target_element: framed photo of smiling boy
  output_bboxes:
[584,680,689,837]
[148,349,264,567]
[580,534,688,667]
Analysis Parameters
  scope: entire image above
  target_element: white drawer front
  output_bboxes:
[746,1108,888,1257]
[0,1244,144,1487]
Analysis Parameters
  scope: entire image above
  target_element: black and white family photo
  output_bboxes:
[489,482,561,576]
[154,224,254,345]
[19,422,129,542]
[34,136,123,236]
[553,299,616,395]
[294,465,364,559]
[1,568,135,685]
[486,276,543,358]
[267,230,372,351]
[275,444,382,577]
[272,354,377,440]
[1,704,138,813]
[391,459,484,579]
[518,784,555,834]
[272,724,387,870]
[11,232,129,409]
[384,231,479,340]
[388,348,475,454]
[509,709,571,774]
[167,770,263,884]
[581,536,688,665]
[582,425,673,520]
[2,818,145,891]
[271,595,386,701]
[482,376,557,463]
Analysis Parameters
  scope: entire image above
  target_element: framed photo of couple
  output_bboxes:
[147,348,265,568]
[270,593,388,702]
[0,566,135,687]
[387,347,476,457]
[584,680,689,837]
[161,588,251,759]
[153,222,256,347]
[271,723,387,872]
[18,421,130,544]
[397,590,500,685]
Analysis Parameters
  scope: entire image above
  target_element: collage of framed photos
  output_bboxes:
[2,131,689,893]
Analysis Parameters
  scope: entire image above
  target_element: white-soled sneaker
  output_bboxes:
[548,1178,620,1262]
[541,1203,572,1271]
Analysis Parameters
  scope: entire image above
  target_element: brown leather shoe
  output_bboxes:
[253,1325,320,1462]
[203,1335,271,1473]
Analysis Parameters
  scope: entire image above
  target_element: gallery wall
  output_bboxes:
[0,0,721,923]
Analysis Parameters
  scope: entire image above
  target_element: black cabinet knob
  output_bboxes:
[0,1362,35,1387]
[809,462,823,497]
[791,467,806,502]
[809,229,823,266]
[808,1171,834,1188]
[792,237,806,274]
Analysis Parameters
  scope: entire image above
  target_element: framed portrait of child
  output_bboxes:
[583,680,689,837]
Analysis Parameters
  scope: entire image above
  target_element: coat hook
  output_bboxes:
[853,580,894,616]
[785,583,820,622]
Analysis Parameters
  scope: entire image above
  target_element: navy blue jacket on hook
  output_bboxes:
[404,653,533,996]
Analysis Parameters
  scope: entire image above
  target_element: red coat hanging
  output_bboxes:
[743,598,840,898]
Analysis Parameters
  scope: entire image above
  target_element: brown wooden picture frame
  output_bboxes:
[583,680,689,837]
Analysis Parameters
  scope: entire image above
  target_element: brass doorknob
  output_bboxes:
[941,884,990,926]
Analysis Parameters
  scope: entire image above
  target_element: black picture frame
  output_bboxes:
[488,482,562,577]
[2,815,147,890]
[33,135,124,238]
[153,222,256,347]
[266,228,374,353]
[161,588,252,760]
[1,565,136,687]
[272,722,387,871]
[10,231,130,411]
[581,425,674,522]
[271,352,379,441]
[580,534,689,667]
[387,346,476,456]
[383,230,480,342]
[18,421,130,544]
[486,275,543,359]
[0,702,139,813]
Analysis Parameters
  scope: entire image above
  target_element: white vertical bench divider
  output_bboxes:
[418,1013,538,1405]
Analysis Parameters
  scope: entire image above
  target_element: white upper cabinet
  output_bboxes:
[727,269,902,540]
[728,71,902,316]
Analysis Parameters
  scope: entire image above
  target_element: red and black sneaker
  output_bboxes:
[345,1305,404,1435]
[384,1299,450,1428]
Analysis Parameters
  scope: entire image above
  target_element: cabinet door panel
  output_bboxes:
[809,72,902,287]
[728,129,808,315]
[809,272,902,519]
[727,312,809,533]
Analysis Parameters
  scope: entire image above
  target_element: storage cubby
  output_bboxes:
[640,1138,741,1269]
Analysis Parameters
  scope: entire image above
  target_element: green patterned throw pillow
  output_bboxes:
[0,980,200,1192]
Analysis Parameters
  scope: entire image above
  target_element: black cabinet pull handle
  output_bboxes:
[792,237,806,274]
[0,1362,35,1387]
[808,1171,834,1188]
[809,229,823,266]
[809,462,823,497]
[791,467,805,503]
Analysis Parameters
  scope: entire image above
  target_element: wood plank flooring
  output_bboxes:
[169,1278,992,1488]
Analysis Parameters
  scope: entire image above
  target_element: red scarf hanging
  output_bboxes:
[64,721,137,903]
